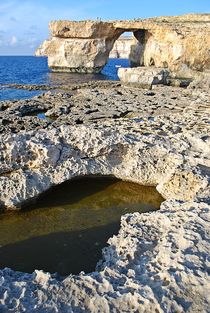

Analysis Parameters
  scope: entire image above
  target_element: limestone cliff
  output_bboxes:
[36,14,210,77]
[36,36,139,61]
[35,40,51,57]
[109,37,135,59]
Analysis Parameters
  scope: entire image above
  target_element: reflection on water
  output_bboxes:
[0,177,163,276]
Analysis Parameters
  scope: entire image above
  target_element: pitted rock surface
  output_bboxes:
[0,82,209,312]
[0,201,209,313]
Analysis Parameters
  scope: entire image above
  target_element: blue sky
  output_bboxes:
[0,0,209,55]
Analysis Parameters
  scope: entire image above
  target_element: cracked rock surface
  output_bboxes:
[0,82,209,312]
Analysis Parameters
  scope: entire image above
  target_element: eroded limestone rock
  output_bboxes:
[0,200,209,312]
[0,83,209,312]
[49,20,121,39]
[118,67,169,87]
[0,84,210,209]
[109,36,136,59]
[36,14,210,76]
[35,39,51,57]
[36,21,121,73]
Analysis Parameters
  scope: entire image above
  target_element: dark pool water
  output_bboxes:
[0,177,163,276]
[0,57,130,101]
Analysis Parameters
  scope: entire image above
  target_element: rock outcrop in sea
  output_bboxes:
[36,14,210,77]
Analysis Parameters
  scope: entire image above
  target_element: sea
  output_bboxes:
[0,56,130,101]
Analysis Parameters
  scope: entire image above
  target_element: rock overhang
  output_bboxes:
[0,83,209,311]
[36,14,210,76]
[49,20,122,39]
[0,84,209,209]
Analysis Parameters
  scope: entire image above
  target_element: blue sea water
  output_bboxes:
[0,56,130,101]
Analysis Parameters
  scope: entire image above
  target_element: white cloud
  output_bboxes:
[10,35,17,46]
[0,0,100,54]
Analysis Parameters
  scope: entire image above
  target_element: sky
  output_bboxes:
[0,0,209,55]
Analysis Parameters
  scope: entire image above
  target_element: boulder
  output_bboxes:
[118,67,169,88]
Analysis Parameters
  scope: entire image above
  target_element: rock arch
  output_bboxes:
[35,14,210,77]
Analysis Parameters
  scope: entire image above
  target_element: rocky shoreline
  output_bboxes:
[0,81,209,312]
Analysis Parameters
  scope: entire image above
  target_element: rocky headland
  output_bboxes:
[36,13,210,78]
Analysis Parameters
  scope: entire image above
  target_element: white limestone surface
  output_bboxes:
[0,86,209,312]
[118,67,170,87]
[0,200,209,312]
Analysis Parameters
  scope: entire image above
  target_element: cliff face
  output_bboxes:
[35,20,121,73]
[109,37,135,59]
[36,14,210,76]
[35,40,51,57]
[36,36,139,61]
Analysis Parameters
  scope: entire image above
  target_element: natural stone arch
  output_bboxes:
[35,15,210,77]
[35,22,153,73]
[107,28,155,69]
[128,29,148,67]
[106,29,146,68]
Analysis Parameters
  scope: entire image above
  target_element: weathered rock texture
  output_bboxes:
[36,14,210,76]
[36,20,122,73]
[35,39,51,57]
[0,200,209,312]
[118,67,170,87]
[0,84,209,208]
[36,37,136,60]
[0,83,209,312]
